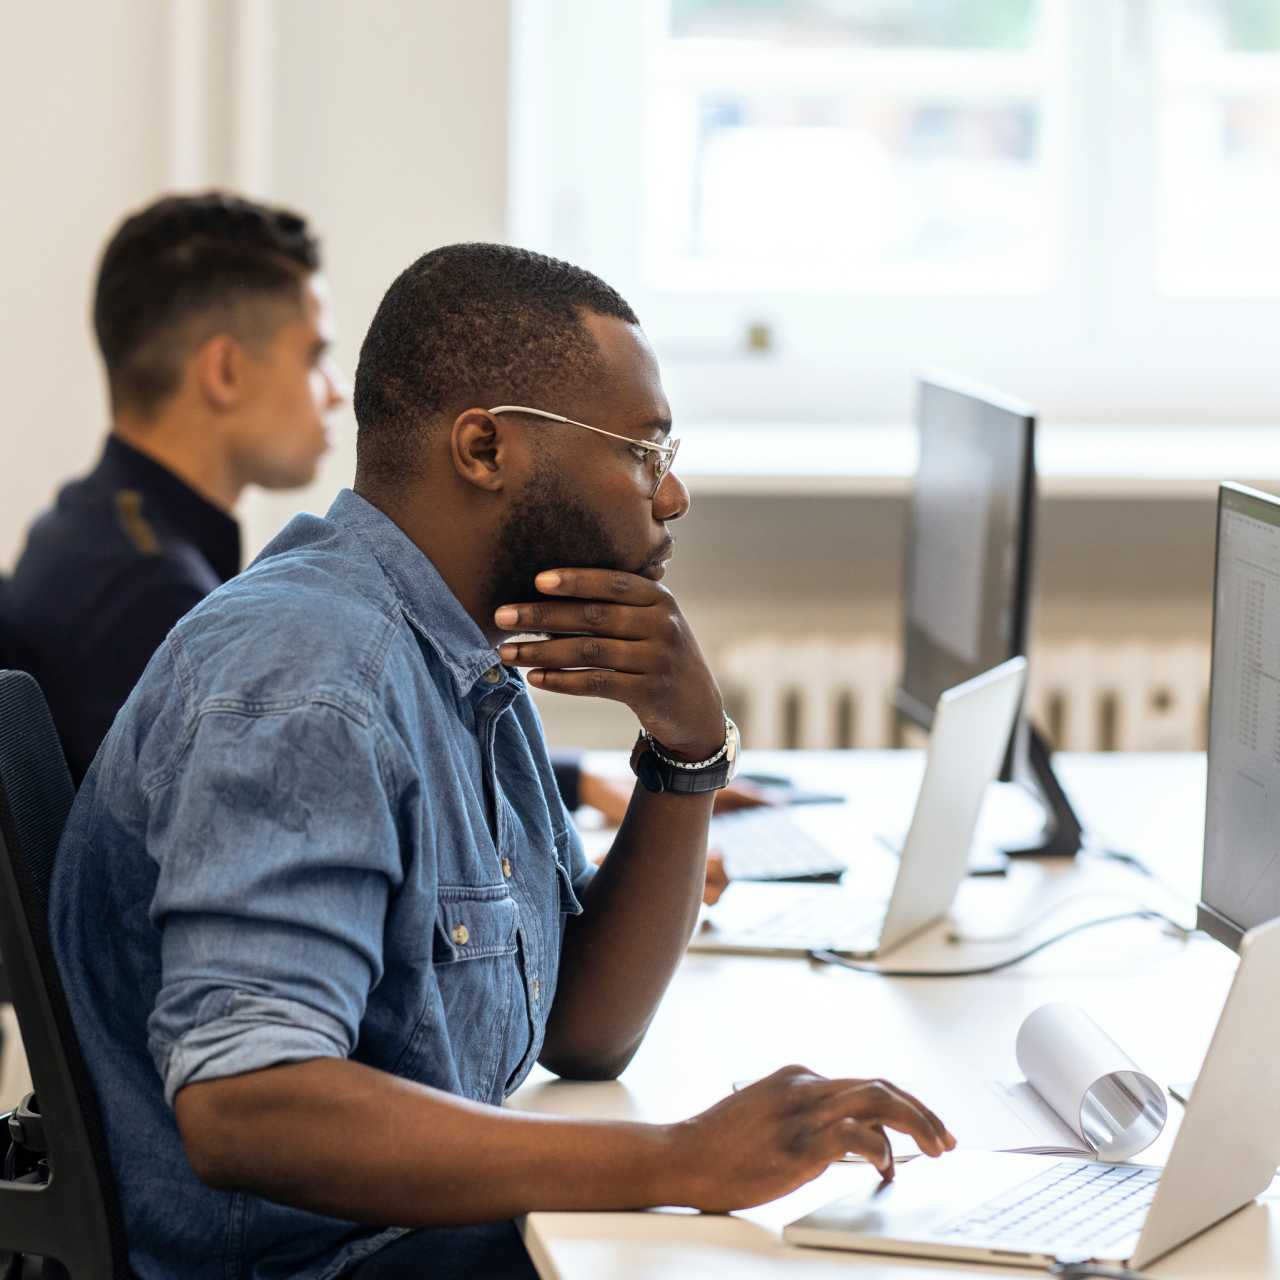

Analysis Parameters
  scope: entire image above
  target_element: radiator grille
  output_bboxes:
[718,636,1210,752]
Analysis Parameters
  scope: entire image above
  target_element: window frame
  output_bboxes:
[509,0,1280,424]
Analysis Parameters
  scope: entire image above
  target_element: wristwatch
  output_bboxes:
[630,712,740,795]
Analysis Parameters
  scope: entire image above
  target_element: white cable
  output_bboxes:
[945,892,1153,945]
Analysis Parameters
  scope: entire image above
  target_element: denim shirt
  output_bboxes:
[49,489,594,1280]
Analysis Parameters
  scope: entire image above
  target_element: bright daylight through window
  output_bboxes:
[512,0,1280,420]
[1157,0,1280,294]
[647,0,1057,292]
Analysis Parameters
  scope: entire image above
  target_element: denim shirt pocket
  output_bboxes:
[428,885,521,1101]
[433,885,520,962]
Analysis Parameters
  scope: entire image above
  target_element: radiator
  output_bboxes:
[717,636,1210,753]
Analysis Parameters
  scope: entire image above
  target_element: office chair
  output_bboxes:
[0,577,9,670]
[0,587,9,1008]
[0,582,13,1008]
[0,669,130,1278]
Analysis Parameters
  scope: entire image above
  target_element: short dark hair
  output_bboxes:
[93,191,322,417]
[353,242,640,491]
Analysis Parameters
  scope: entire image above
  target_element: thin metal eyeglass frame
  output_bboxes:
[488,404,680,499]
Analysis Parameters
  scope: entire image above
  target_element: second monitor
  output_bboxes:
[1200,481,1280,950]
[895,375,1083,858]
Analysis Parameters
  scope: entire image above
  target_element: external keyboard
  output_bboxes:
[938,1160,1160,1252]
[710,809,846,883]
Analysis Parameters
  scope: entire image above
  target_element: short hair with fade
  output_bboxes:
[353,242,640,492]
[93,190,322,417]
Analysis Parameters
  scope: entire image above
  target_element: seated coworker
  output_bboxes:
[0,193,724,838]
[2,193,347,783]
[50,243,955,1280]
[0,204,706,985]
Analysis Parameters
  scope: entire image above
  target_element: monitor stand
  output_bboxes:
[1002,721,1084,858]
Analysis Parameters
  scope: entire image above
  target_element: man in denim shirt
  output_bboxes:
[50,244,954,1279]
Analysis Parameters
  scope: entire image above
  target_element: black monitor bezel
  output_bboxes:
[895,375,1037,783]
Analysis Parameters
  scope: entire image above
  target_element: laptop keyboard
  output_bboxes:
[723,887,885,949]
[937,1161,1160,1252]
[711,809,846,882]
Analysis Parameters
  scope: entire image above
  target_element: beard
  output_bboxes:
[486,468,637,617]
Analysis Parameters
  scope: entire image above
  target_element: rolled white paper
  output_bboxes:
[1015,1002,1167,1162]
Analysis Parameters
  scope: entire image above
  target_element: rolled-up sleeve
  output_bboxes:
[144,700,405,1106]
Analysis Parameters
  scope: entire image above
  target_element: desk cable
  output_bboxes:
[1084,844,1159,880]
[939,835,1198,949]
[1078,841,1197,910]
[944,890,1182,946]
[1049,1264,1155,1280]
[809,909,1196,979]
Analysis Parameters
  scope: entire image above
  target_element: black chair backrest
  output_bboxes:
[0,576,9,671]
[0,585,11,1006]
[0,670,130,1277]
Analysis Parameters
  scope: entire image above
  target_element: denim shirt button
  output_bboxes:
[531,978,541,1002]
[501,857,512,878]
[451,923,470,946]
[481,665,502,684]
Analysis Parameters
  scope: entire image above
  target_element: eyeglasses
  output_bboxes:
[488,404,681,500]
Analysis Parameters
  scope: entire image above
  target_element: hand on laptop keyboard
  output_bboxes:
[665,1064,956,1213]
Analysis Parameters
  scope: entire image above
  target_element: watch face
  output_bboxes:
[723,717,740,780]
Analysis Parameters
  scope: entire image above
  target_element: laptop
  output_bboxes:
[689,656,1026,960]
[785,915,1280,1271]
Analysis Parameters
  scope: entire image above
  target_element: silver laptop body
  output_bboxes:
[689,656,1027,960]
[785,915,1280,1270]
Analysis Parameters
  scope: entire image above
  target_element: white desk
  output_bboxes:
[512,751,1280,1278]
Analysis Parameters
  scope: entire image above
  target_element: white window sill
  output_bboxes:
[675,422,1280,498]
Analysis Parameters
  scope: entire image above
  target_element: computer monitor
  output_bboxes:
[895,375,1083,858]
[1200,482,1280,951]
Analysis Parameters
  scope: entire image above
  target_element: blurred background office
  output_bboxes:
[3,0,1280,759]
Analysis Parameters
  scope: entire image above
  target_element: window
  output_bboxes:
[647,0,1060,292]
[1157,0,1280,295]
[510,0,1280,422]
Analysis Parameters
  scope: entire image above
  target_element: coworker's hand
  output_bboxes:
[579,770,774,826]
[710,778,773,813]
[593,846,729,906]
[496,568,725,760]
[701,851,729,905]
[577,770,637,826]
[668,1064,955,1212]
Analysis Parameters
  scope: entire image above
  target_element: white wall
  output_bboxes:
[0,1,169,567]
[0,0,511,567]
[245,0,511,553]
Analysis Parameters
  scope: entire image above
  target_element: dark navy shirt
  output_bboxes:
[549,749,584,811]
[50,489,593,1280]
[2,434,239,782]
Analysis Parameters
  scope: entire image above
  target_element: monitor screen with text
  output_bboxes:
[1203,483,1280,949]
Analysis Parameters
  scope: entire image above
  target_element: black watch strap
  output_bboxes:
[631,742,733,794]
[629,716,737,794]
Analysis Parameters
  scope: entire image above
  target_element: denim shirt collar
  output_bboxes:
[327,489,513,700]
